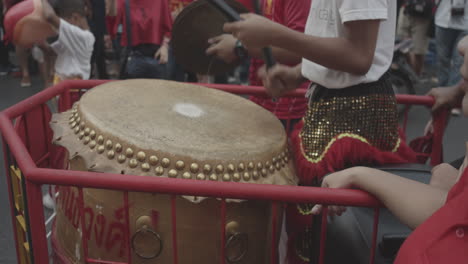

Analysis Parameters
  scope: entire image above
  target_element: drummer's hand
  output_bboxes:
[155,44,169,64]
[311,168,361,217]
[206,34,238,64]
[224,13,279,49]
[258,64,302,98]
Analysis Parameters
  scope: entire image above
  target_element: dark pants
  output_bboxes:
[91,34,108,79]
[125,44,167,79]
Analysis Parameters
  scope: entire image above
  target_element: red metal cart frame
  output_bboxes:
[0,80,448,264]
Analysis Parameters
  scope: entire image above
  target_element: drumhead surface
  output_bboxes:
[79,80,284,160]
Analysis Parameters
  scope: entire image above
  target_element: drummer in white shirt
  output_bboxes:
[224,2,419,263]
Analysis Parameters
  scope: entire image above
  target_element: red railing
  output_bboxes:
[0,80,447,264]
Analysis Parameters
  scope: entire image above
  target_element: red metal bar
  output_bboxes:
[25,181,48,263]
[395,94,435,106]
[369,208,381,264]
[124,191,131,264]
[78,187,90,261]
[220,199,226,264]
[86,260,128,264]
[171,195,178,264]
[318,207,329,264]
[2,80,108,119]
[430,109,449,166]
[197,83,308,98]
[0,114,36,174]
[1,139,23,264]
[34,153,50,167]
[271,202,278,264]
[28,168,382,207]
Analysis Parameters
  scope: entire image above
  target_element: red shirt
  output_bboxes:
[233,0,255,12]
[116,0,172,47]
[249,0,311,120]
[395,168,468,264]
[169,0,193,12]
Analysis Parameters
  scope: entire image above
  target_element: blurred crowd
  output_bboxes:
[0,0,466,94]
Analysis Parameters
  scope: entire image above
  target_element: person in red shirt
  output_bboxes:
[311,36,468,264]
[206,0,311,128]
[108,0,172,79]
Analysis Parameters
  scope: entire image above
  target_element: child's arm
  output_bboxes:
[41,0,60,29]
[225,13,380,75]
[311,167,449,230]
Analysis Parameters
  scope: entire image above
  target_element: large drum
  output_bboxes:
[50,80,296,263]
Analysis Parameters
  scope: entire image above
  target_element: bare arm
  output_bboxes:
[225,14,380,75]
[106,0,117,17]
[41,0,60,29]
[313,167,448,230]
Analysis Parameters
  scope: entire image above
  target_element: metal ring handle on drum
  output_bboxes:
[131,227,163,259]
[225,232,248,263]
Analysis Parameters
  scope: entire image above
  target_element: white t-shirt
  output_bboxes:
[435,0,468,30]
[51,19,95,80]
[301,0,396,89]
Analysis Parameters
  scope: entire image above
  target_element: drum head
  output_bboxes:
[172,0,248,75]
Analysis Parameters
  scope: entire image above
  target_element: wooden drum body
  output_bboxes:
[51,80,296,263]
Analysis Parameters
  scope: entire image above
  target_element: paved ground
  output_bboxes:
[0,72,467,263]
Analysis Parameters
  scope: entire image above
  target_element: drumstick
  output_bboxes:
[207,0,278,100]
[251,0,276,69]
[207,0,276,69]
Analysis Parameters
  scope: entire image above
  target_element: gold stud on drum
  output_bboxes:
[209,174,218,181]
[126,148,134,158]
[216,165,224,174]
[233,173,241,182]
[107,150,115,160]
[238,163,245,172]
[74,127,80,134]
[117,154,126,164]
[227,164,235,173]
[137,151,146,162]
[203,164,212,174]
[182,172,192,179]
[129,159,138,169]
[261,168,268,177]
[97,135,104,145]
[142,163,151,172]
[190,163,199,173]
[149,156,159,166]
[89,140,97,149]
[252,171,260,180]
[78,131,85,140]
[247,162,254,171]
[243,172,251,181]
[97,145,105,154]
[269,165,275,173]
[168,169,178,178]
[105,140,113,150]
[161,158,171,168]
[90,130,96,139]
[115,143,123,153]
[175,161,185,170]
[257,162,263,169]
[84,127,90,136]
[155,166,164,176]
[83,136,90,145]
[223,173,231,181]
[196,173,206,180]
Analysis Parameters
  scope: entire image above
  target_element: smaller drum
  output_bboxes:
[4,0,55,47]
[51,80,296,264]
[172,0,248,75]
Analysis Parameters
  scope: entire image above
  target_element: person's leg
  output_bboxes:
[94,34,108,79]
[410,17,430,76]
[16,46,31,87]
[436,26,458,86]
[447,30,468,86]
